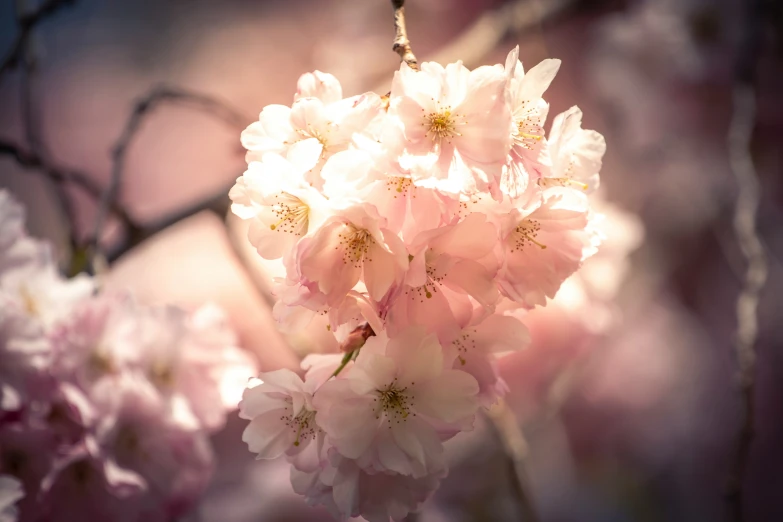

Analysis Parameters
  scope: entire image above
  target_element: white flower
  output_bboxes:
[540,105,606,193]
[230,153,330,260]
[241,71,383,188]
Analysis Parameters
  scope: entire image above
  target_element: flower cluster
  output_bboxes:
[232,47,607,521]
[0,191,257,522]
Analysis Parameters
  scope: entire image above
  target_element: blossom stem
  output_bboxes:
[331,350,355,378]
[391,0,419,71]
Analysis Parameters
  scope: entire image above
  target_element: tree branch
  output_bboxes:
[0,0,75,79]
[0,139,137,229]
[391,0,419,71]
[89,85,250,268]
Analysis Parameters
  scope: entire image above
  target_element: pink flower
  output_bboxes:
[0,294,51,411]
[291,453,445,522]
[270,246,331,333]
[387,60,513,194]
[0,474,23,522]
[387,212,499,338]
[320,148,458,242]
[1,261,93,332]
[229,153,330,260]
[239,369,324,464]
[133,304,258,433]
[38,437,146,522]
[501,47,561,199]
[313,327,479,478]
[92,375,214,518]
[498,187,593,307]
[539,106,606,193]
[50,293,138,394]
[443,313,531,407]
[296,204,409,305]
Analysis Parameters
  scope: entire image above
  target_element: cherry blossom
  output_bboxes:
[387,60,513,194]
[387,212,499,338]
[314,328,479,478]
[501,47,561,199]
[232,46,610,521]
[291,453,445,522]
[296,204,408,305]
[133,304,257,433]
[239,369,323,462]
[540,106,606,193]
[0,190,257,521]
[498,187,595,307]
[230,153,330,260]
[443,313,531,407]
[241,72,383,187]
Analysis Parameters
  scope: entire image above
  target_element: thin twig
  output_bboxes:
[486,400,539,522]
[725,84,764,522]
[104,180,234,263]
[90,85,250,267]
[15,0,84,265]
[391,0,418,71]
[725,1,767,520]
[725,84,767,522]
[373,0,574,94]
[0,0,75,79]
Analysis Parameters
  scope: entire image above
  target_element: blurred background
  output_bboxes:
[1,0,782,520]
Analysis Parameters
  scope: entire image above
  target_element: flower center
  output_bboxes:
[513,101,543,149]
[88,349,115,376]
[269,192,310,234]
[338,225,373,267]
[452,329,478,366]
[149,360,176,390]
[386,176,413,196]
[407,261,445,301]
[423,103,465,142]
[511,219,547,251]
[282,408,316,447]
[375,379,414,422]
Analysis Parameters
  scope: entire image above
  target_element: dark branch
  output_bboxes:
[0,139,137,229]
[0,0,75,79]
[90,85,251,266]
[105,181,234,263]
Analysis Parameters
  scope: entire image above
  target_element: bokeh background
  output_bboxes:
[1,0,782,520]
